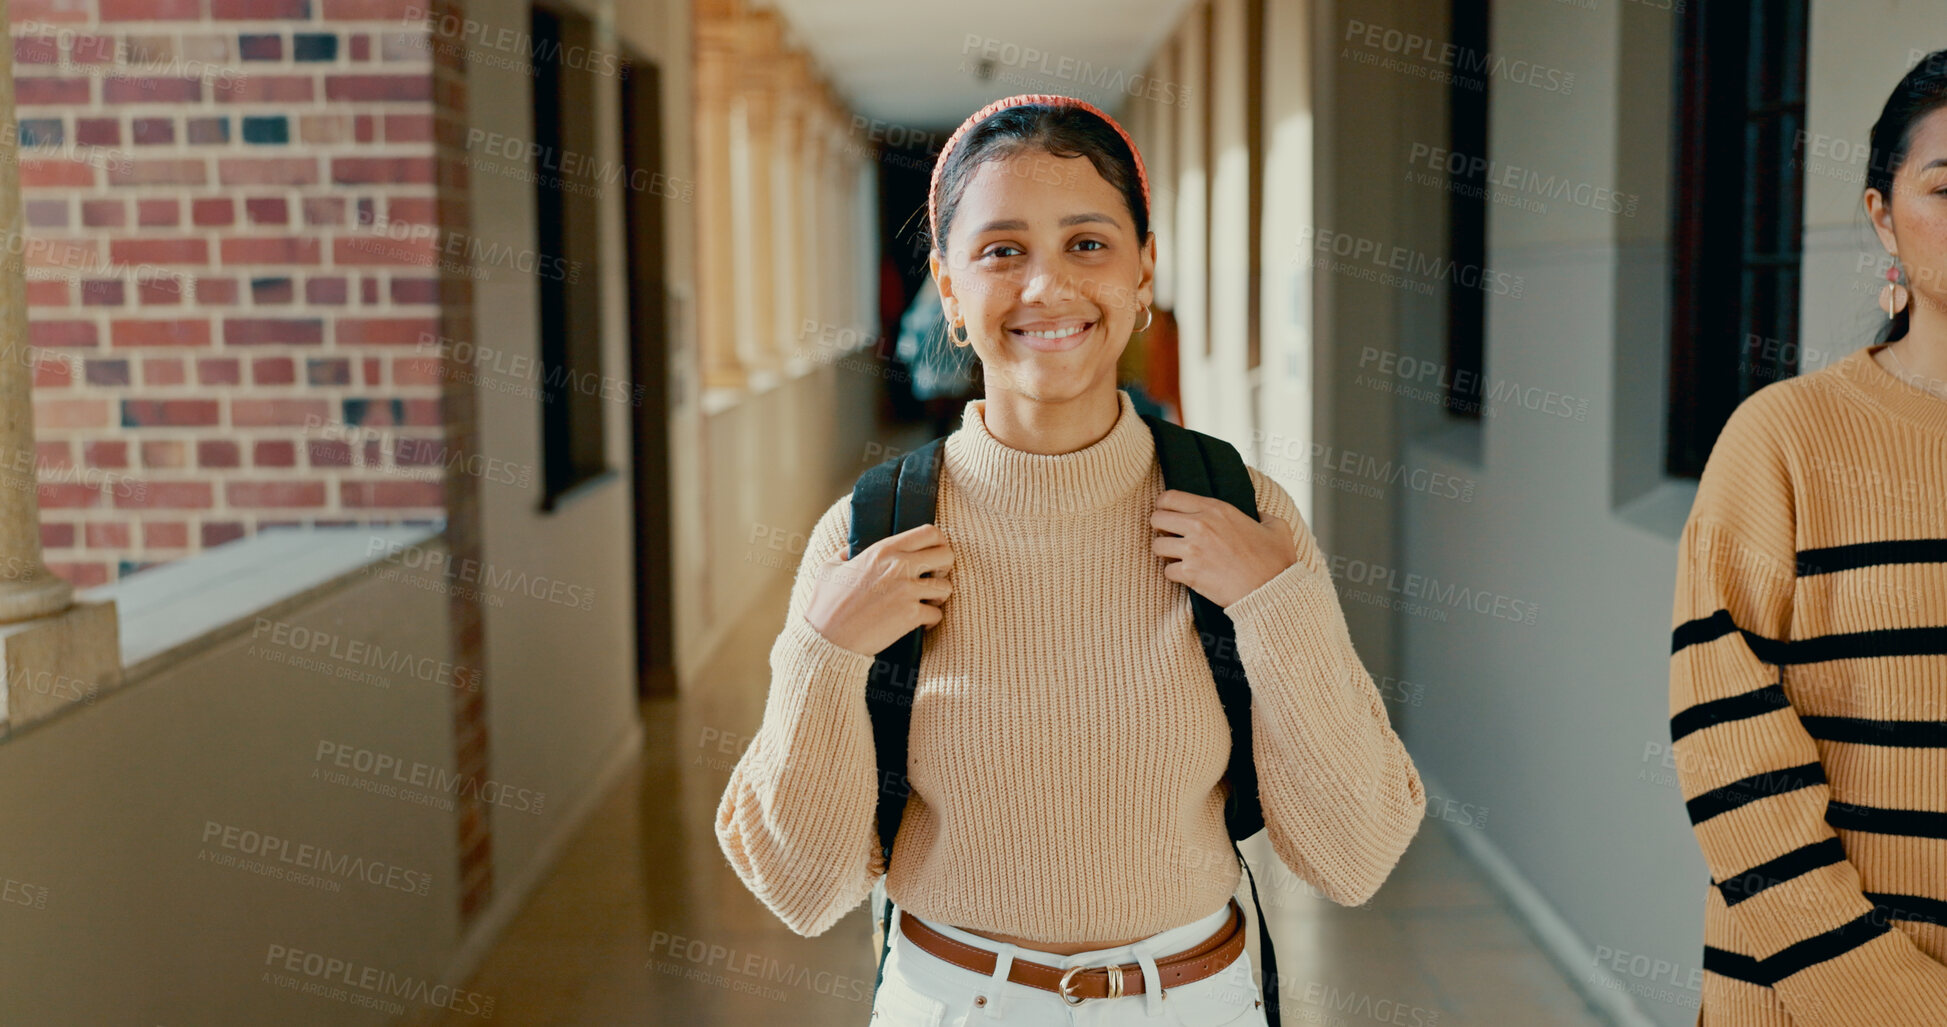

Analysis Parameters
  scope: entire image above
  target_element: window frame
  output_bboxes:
[1665,0,1809,478]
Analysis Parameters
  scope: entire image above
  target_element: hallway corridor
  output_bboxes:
[436,576,1614,1026]
[3,0,1937,1021]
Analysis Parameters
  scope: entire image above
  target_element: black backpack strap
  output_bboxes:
[1233,834,1282,1027]
[1142,414,1263,839]
[848,437,947,868]
[1144,413,1281,1027]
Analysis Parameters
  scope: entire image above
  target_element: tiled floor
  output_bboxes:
[437,579,1611,1026]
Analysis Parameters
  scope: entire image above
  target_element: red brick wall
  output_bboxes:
[11,0,443,586]
[9,0,498,942]
[426,0,491,930]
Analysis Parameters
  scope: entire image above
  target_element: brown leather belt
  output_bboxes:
[896,897,1246,1005]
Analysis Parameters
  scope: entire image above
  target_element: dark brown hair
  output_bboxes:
[927,102,1150,258]
[1867,49,1947,342]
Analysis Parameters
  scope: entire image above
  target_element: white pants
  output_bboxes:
[869,898,1268,1026]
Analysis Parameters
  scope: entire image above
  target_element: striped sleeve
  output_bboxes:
[1670,400,1947,1023]
[714,495,887,938]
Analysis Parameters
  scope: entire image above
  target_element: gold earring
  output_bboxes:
[954,322,968,343]
[1136,306,1153,333]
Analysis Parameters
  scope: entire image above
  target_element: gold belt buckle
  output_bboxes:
[1057,962,1127,1005]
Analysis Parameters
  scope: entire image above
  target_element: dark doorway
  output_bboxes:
[620,50,675,700]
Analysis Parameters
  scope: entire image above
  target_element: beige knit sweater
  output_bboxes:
[716,388,1425,942]
[1670,344,1947,1025]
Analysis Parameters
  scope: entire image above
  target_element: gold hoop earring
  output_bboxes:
[1136,306,1153,333]
[953,321,968,343]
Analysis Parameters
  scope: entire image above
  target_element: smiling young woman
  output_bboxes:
[716,94,1425,1027]
[1668,51,1947,1027]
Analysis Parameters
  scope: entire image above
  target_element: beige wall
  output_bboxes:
[684,366,890,673]
[442,0,889,785]
[1393,2,1696,1021]
[1142,4,1945,1024]
[1390,4,1944,1026]
[0,552,458,1024]
[1198,0,1255,447]
[1137,0,1435,688]
[1255,0,1316,523]
[665,1,886,685]
[1169,11,1213,435]
[460,0,647,919]
[1308,0,1447,691]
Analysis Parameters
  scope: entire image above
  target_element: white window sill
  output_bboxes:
[81,524,445,686]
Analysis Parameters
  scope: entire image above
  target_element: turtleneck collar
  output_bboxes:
[942,389,1155,516]
[1826,344,1947,439]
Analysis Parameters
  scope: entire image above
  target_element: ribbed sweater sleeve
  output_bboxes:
[1221,467,1426,905]
[714,495,886,938]
[1669,393,1947,1024]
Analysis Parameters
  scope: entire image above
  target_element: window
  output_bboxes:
[1445,0,1490,419]
[531,4,609,507]
[1666,0,1808,477]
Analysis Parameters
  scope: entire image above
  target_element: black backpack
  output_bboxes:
[852,412,1284,1027]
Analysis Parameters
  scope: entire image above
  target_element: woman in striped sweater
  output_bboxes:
[1669,52,1947,1025]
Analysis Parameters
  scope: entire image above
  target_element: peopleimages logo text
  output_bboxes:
[201,822,432,896]
[315,741,545,814]
[1295,226,1525,298]
[1325,555,1541,625]
[264,944,496,1018]
[1343,19,1576,94]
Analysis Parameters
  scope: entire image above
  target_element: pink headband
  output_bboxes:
[926,92,1151,253]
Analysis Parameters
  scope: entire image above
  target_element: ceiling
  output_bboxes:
[758,0,1200,136]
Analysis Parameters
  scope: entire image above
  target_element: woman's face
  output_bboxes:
[931,146,1155,405]
[1868,105,1947,320]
